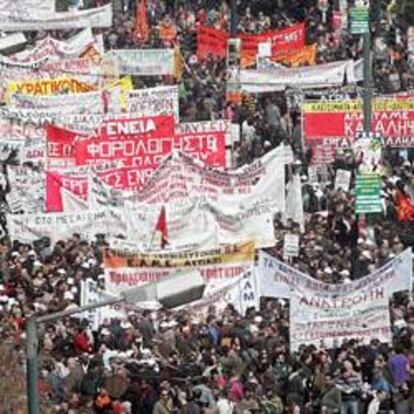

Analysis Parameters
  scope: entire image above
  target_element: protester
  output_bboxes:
[1,0,414,413]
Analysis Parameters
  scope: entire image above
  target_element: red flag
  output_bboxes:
[135,0,149,42]
[155,206,168,248]
[396,190,414,221]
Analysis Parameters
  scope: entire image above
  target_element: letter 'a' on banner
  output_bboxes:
[226,38,242,104]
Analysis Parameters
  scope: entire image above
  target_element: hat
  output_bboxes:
[394,319,407,329]
[339,269,350,277]
[324,267,333,275]
[11,251,20,257]
[361,250,372,260]
[28,250,36,257]
[57,268,65,275]
[101,328,111,336]
[63,292,74,301]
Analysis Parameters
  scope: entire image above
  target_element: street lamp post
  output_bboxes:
[25,271,206,414]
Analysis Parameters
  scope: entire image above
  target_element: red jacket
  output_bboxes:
[74,331,91,354]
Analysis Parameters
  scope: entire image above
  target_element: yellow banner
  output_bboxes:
[303,99,414,113]
[7,77,96,98]
[107,76,133,110]
[104,241,255,268]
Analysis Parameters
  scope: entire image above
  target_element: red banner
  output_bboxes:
[196,25,229,60]
[95,115,175,139]
[46,171,88,212]
[75,131,226,168]
[47,124,83,169]
[303,99,414,148]
[46,167,159,212]
[47,116,175,169]
[196,23,305,60]
[240,23,305,56]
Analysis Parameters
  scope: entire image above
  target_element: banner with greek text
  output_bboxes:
[7,77,96,98]
[136,145,293,208]
[74,118,226,169]
[0,4,112,31]
[124,197,275,250]
[9,86,121,114]
[80,279,125,331]
[127,86,179,122]
[103,242,255,295]
[240,60,362,93]
[110,49,175,75]
[46,167,150,212]
[303,98,414,148]
[8,208,126,244]
[7,165,45,213]
[258,249,413,298]
[181,268,260,317]
[47,125,84,169]
[74,115,175,167]
[0,137,46,165]
[196,23,305,61]
[290,289,391,350]
[0,0,54,13]
[0,29,95,66]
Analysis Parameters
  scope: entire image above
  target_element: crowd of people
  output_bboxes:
[1,0,414,413]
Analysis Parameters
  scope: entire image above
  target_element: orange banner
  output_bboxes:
[135,0,149,42]
[241,44,317,69]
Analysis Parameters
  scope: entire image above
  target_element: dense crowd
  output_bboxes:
[1,0,414,413]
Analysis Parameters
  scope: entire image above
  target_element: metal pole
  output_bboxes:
[362,31,372,134]
[230,0,237,37]
[26,296,123,413]
[26,317,40,414]
[36,296,123,324]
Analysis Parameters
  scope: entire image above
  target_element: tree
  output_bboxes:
[396,0,414,26]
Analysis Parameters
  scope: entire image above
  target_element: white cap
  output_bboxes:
[63,292,74,301]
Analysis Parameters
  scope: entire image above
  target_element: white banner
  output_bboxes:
[176,119,234,146]
[335,169,352,191]
[7,165,45,213]
[137,145,293,208]
[290,289,391,351]
[125,197,275,250]
[0,0,54,12]
[258,249,413,298]
[1,29,95,66]
[8,208,126,243]
[110,49,174,76]
[283,174,304,232]
[80,279,125,331]
[127,86,179,122]
[0,137,45,165]
[0,33,27,51]
[240,59,363,93]
[0,4,112,31]
[283,233,299,257]
[9,87,121,114]
[181,269,260,317]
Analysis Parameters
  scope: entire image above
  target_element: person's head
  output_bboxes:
[343,359,355,372]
